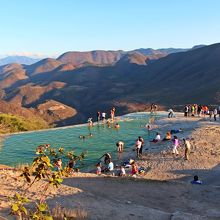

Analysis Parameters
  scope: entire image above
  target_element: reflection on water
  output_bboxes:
[0,113,159,169]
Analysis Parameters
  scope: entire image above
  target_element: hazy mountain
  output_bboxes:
[0,43,219,126]
[133,45,206,58]
[0,56,40,66]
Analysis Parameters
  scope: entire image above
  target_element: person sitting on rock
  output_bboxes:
[150,132,161,143]
[118,165,126,177]
[162,132,172,141]
[131,161,138,177]
[96,162,102,175]
[99,153,112,165]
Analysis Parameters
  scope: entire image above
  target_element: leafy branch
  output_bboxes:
[9,144,87,220]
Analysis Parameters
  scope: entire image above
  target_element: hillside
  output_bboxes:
[0,113,49,134]
[57,50,124,66]
[0,43,219,126]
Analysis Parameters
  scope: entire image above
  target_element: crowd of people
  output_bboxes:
[85,107,118,128]
[96,107,116,123]
[93,104,203,179]
[68,103,220,182]
[38,102,219,185]
[184,104,220,121]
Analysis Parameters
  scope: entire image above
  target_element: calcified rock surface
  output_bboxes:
[0,115,220,219]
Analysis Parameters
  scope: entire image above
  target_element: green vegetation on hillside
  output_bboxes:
[0,113,50,134]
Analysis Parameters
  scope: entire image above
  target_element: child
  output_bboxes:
[119,166,126,177]
[131,162,138,177]
[55,158,62,171]
[96,162,101,175]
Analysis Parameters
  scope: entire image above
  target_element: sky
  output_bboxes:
[0,0,220,58]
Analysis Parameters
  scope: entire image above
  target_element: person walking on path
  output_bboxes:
[183,138,191,160]
[172,136,179,156]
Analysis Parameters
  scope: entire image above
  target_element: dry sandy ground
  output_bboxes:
[0,114,220,220]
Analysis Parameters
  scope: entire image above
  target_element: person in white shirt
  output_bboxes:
[135,139,142,158]
[168,109,174,118]
[101,112,106,121]
[150,132,161,143]
[119,166,126,177]
[107,161,114,171]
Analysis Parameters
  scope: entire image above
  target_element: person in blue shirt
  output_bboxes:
[191,175,202,185]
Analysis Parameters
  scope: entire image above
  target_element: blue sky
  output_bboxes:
[0,0,220,57]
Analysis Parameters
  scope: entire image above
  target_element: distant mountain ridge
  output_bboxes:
[0,45,205,67]
[0,56,40,66]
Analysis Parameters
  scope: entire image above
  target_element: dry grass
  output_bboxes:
[52,204,88,220]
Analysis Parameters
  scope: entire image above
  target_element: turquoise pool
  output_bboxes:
[0,113,160,169]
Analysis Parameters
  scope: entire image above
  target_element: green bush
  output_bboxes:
[0,113,50,134]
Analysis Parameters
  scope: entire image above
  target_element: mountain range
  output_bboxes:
[0,45,204,66]
[0,56,40,66]
[0,43,219,126]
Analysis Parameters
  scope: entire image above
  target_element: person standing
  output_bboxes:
[184,105,189,117]
[172,136,179,156]
[116,141,124,153]
[214,108,218,121]
[191,105,195,116]
[197,105,202,117]
[97,111,101,122]
[101,112,106,121]
[168,109,174,118]
[135,138,142,158]
[138,136,144,157]
[218,105,220,118]
[209,110,213,121]
[183,138,191,160]
[110,107,116,121]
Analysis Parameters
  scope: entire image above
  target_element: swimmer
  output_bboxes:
[79,135,85,139]
[145,124,151,130]
[87,117,93,126]
[106,119,111,128]
[114,123,120,129]
[79,133,93,139]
